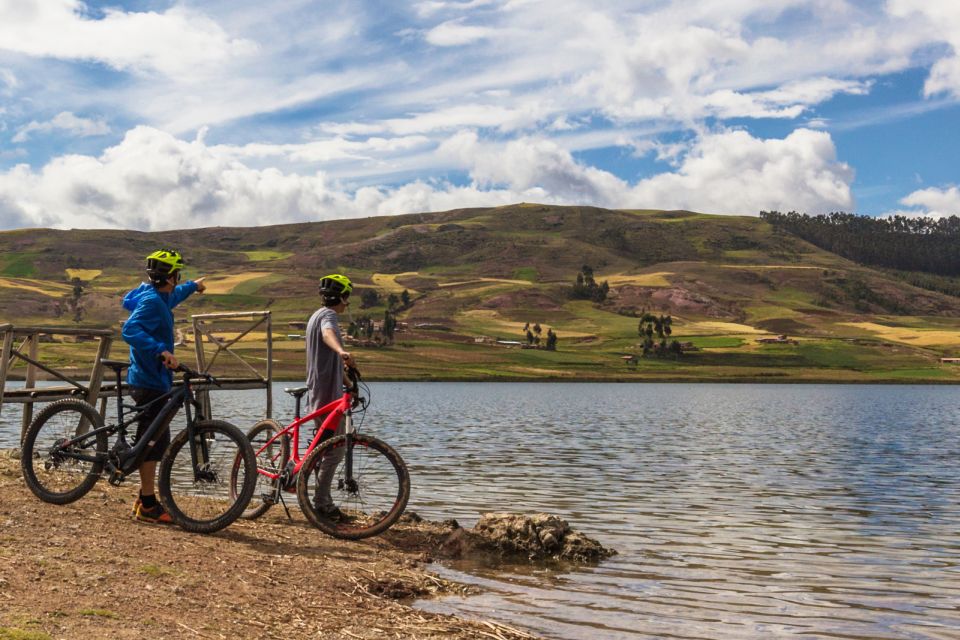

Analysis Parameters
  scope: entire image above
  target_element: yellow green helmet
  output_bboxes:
[146,249,184,283]
[319,273,352,299]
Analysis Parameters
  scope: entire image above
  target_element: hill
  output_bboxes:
[2,203,959,383]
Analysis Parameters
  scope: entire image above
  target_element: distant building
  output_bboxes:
[941,357,960,364]
[474,335,495,344]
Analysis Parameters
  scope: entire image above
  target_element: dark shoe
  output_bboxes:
[134,501,174,525]
[318,505,355,523]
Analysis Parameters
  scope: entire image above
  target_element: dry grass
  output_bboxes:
[439,278,534,288]
[841,322,960,347]
[603,272,673,287]
[64,269,102,281]
[371,272,420,294]
[202,272,273,295]
[0,278,71,297]
[457,310,592,338]
[678,320,772,336]
[0,454,538,640]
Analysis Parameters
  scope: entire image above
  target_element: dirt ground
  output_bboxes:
[0,454,537,640]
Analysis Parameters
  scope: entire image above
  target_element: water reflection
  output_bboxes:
[3,382,959,638]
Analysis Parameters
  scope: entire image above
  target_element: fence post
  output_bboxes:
[0,325,12,421]
[193,318,211,419]
[19,332,39,444]
[80,334,113,433]
[265,312,273,419]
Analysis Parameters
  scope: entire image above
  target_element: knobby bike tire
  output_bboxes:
[20,399,108,505]
[236,419,289,520]
[158,420,257,534]
[296,433,410,540]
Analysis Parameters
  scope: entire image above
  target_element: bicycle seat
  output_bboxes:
[100,359,131,371]
[283,386,309,399]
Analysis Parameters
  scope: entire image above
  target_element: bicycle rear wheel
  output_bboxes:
[158,420,257,534]
[20,399,107,504]
[235,419,289,520]
[296,433,409,540]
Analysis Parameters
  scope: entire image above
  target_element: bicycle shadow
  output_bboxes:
[216,518,374,560]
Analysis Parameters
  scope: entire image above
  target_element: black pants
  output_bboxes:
[130,387,175,462]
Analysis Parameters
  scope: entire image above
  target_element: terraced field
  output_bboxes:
[0,203,958,382]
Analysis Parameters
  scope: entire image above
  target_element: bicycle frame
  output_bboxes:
[253,390,355,484]
[52,371,211,483]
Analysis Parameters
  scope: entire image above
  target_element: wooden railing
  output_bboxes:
[191,311,273,419]
[1,312,275,447]
[0,324,114,443]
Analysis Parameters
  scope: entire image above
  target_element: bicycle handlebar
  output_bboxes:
[157,355,221,386]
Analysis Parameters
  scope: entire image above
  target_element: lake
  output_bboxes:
[2,382,959,639]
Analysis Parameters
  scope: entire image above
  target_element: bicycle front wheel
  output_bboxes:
[20,399,107,504]
[235,419,289,520]
[158,420,257,534]
[296,433,409,540]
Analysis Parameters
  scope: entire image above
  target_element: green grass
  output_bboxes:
[232,273,286,295]
[77,610,118,619]
[685,336,745,348]
[141,564,178,577]
[243,250,293,262]
[0,252,39,277]
[512,267,539,282]
[0,629,52,640]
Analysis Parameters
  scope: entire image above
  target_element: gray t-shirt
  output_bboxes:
[305,306,343,411]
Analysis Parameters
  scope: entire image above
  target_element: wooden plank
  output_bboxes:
[9,326,114,337]
[0,327,12,421]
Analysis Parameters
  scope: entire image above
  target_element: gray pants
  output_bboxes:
[313,415,345,510]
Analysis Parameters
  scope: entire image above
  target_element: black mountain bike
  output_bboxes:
[20,359,257,534]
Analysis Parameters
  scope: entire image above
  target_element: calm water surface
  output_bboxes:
[3,382,959,639]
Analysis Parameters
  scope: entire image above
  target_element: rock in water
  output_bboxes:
[469,512,615,562]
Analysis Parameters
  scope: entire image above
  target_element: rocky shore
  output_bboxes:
[0,452,613,639]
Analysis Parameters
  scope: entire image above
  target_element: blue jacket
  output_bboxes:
[121,281,198,391]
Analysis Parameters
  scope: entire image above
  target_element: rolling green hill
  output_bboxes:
[2,203,959,383]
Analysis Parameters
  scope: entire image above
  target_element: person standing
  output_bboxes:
[305,273,355,519]
[121,249,206,523]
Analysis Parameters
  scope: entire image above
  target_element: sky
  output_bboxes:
[0,0,959,231]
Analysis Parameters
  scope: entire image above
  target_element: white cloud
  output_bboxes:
[895,185,960,218]
[0,68,17,90]
[887,0,960,98]
[0,0,257,78]
[425,19,497,46]
[628,128,854,214]
[0,125,855,231]
[12,111,110,143]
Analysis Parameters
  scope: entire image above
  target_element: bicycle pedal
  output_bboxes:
[260,493,277,505]
[108,470,125,486]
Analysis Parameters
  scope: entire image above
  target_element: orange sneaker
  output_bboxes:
[134,501,174,525]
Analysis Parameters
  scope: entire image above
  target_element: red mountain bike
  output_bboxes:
[232,367,409,539]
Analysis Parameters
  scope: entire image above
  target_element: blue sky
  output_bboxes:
[0,0,958,230]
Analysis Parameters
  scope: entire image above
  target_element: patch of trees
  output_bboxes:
[638,313,682,358]
[360,288,413,311]
[522,322,557,350]
[347,310,397,346]
[760,210,960,276]
[570,265,609,302]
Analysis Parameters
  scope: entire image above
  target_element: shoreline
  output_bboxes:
[5,372,960,385]
[0,453,537,640]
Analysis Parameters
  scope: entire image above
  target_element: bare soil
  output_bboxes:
[0,454,536,640]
